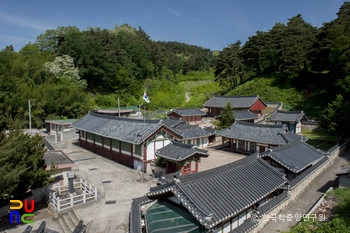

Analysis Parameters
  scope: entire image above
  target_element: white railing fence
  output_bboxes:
[50,179,97,212]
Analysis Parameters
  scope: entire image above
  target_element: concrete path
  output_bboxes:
[261,149,350,233]
[199,143,245,172]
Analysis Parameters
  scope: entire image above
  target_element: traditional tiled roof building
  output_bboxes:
[155,140,209,175]
[72,112,182,172]
[269,110,308,133]
[203,95,267,117]
[130,155,289,233]
[216,121,305,154]
[167,108,206,124]
[260,140,326,180]
[72,113,214,172]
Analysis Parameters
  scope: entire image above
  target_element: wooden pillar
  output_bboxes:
[130,143,133,168]
[143,143,147,161]
[181,165,185,175]
[222,137,225,149]
[110,139,112,151]
[195,161,199,173]
[242,141,245,154]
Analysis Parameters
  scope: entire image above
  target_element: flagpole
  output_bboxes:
[118,97,120,117]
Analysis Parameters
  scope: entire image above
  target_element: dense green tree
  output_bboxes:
[214,41,244,89]
[241,31,269,75]
[0,126,54,206]
[221,102,235,129]
[318,94,350,141]
[281,14,317,74]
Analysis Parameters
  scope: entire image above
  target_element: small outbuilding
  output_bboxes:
[269,110,308,134]
[203,95,267,117]
[45,119,77,134]
[167,108,206,124]
[335,165,350,188]
[43,150,75,174]
[155,140,209,175]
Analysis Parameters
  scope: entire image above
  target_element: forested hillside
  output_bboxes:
[0,2,349,139]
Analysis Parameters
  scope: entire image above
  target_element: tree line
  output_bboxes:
[0,24,215,130]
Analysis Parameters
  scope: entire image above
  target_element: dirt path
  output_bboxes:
[185,92,190,103]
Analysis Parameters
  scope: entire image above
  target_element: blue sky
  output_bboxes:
[0,0,345,51]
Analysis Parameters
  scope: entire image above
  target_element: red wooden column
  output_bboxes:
[143,143,147,172]
[166,160,169,174]
[195,161,199,173]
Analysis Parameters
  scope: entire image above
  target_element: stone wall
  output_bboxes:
[252,140,348,233]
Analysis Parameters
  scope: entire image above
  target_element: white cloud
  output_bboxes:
[0,12,54,31]
[0,34,33,43]
[167,7,180,17]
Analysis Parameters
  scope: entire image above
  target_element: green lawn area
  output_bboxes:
[302,128,337,151]
[183,80,214,91]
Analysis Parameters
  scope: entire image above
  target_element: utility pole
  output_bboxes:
[28,100,32,134]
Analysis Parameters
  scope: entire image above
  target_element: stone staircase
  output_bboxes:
[57,210,81,233]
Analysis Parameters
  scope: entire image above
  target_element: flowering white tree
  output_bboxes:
[45,55,87,88]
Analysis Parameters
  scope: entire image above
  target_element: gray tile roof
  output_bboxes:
[281,133,308,143]
[215,110,259,120]
[335,165,350,175]
[203,95,266,108]
[270,110,307,122]
[174,124,213,140]
[289,156,329,189]
[147,154,287,229]
[72,112,182,144]
[155,140,209,162]
[260,141,325,173]
[162,118,184,127]
[168,108,206,116]
[234,110,259,120]
[130,196,154,233]
[228,218,258,233]
[257,191,289,217]
[216,121,292,146]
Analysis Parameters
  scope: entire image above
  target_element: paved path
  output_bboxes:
[261,149,350,233]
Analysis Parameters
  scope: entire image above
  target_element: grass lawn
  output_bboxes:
[302,128,337,151]
[183,80,214,92]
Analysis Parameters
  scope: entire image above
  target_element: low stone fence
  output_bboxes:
[303,121,319,130]
[252,140,348,233]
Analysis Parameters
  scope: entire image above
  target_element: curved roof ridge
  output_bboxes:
[89,111,161,124]
[234,120,286,129]
[213,95,258,98]
[276,110,304,114]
